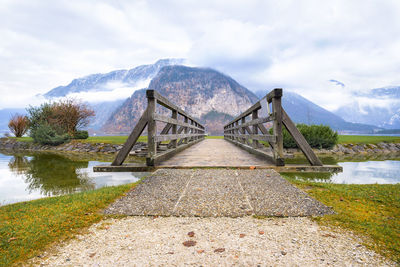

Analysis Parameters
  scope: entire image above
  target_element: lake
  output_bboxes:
[1,151,399,206]
[0,151,148,206]
[282,160,400,184]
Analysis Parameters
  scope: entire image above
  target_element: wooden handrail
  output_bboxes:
[224,88,322,166]
[112,89,206,166]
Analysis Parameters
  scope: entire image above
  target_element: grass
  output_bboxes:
[9,135,400,146]
[205,135,224,139]
[0,182,137,266]
[282,176,400,263]
[338,135,400,144]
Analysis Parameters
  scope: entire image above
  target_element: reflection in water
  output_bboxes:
[0,151,146,206]
[281,172,335,183]
[8,155,29,175]
[282,160,400,184]
[23,154,95,196]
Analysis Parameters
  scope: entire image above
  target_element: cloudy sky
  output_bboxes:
[1,0,400,110]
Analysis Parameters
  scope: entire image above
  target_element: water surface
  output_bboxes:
[282,160,400,184]
[0,151,147,206]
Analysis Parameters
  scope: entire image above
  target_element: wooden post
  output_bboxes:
[171,110,177,148]
[241,117,246,144]
[252,110,259,148]
[271,88,284,166]
[282,109,323,166]
[184,116,188,144]
[111,109,148,166]
[146,92,157,166]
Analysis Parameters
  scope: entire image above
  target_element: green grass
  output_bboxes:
[82,136,147,144]
[11,137,33,142]
[283,177,400,263]
[0,183,137,266]
[338,135,400,144]
[205,135,224,139]
[9,135,400,146]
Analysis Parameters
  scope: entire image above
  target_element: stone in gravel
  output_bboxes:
[187,231,195,237]
[214,248,225,253]
[197,250,205,254]
[239,234,246,238]
[183,240,196,247]
[281,251,287,255]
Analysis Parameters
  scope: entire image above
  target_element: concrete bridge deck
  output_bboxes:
[159,139,272,167]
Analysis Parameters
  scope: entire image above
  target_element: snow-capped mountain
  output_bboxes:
[335,86,400,129]
[44,59,184,98]
[43,59,184,131]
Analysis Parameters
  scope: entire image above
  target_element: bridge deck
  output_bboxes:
[159,139,272,167]
[94,138,342,172]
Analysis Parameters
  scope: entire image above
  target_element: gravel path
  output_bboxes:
[30,216,394,266]
[104,169,333,217]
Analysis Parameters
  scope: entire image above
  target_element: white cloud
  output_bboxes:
[63,79,151,103]
[1,0,400,110]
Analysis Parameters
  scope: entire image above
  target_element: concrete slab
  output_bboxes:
[104,169,333,217]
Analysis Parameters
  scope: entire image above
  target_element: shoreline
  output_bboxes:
[2,138,400,157]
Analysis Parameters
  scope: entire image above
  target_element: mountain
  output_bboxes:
[43,59,184,133]
[102,66,379,135]
[44,59,184,98]
[335,86,400,129]
[102,65,258,135]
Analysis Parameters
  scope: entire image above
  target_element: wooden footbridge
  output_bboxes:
[94,89,341,173]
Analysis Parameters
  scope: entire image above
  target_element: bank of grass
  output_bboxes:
[338,135,400,144]
[283,177,400,263]
[11,135,400,146]
[0,182,137,266]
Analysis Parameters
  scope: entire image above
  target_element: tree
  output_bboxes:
[26,98,95,145]
[50,99,94,135]
[8,114,29,137]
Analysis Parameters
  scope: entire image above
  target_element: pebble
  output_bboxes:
[29,216,395,266]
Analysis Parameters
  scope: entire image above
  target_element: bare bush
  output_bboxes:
[8,114,29,137]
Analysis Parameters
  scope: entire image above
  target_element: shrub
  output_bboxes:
[72,130,89,139]
[270,124,338,149]
[26,99,94,145]
[30,123,70,146]
[8,114,29,137]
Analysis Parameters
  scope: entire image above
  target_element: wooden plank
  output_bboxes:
[155,133,205,142]
[170,110,177,148]
[146,95,157,166]
[227,116,274,130]
[111,108,149,166]
[252,110,260,149]
[153,114,204,131]
[266,88,283,102]
[147,90,203,126]
[272,92,284,166]
[257,123,277,151]
[224,134,276,143]
[178,117,188,145]
[282,109,323,166]
[94,163,342,173]
[157,123,172,146]
[225,101,262,126]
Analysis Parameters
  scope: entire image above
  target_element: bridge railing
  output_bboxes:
[112,89,206,166]
[223,88,322,166]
